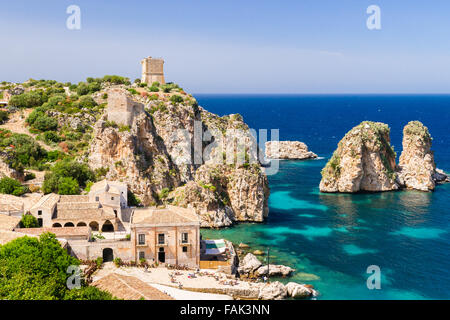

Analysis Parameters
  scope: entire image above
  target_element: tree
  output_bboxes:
[0,233,114,300]
[57,177,79,195]
[20,214,39,228]
[0,177,27,196]
[42,159,94,194]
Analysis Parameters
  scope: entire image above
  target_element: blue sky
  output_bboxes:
[1,0,450,93]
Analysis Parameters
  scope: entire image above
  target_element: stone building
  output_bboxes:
[131,206,200,267]
[29,180,127,231]
[0,194,24,216]
[141,57,165,85]
[106,88,145,127]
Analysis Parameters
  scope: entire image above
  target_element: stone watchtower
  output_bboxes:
[141,57,165,85]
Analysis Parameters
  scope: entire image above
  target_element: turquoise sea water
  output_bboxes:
[196,95,450,300]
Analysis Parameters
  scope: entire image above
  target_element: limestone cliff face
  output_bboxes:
[167,163,269,228]
[320,121,399,193]
[88,89,270,227]
[265,141,317,160]
[397,121,447,191]
[88,113,181,205]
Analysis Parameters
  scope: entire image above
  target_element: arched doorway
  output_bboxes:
[64,222,74,227]
[77,222,87,227]
[158,247,165,263]
[52,223,62,228]
[102,248,114,262]
[89,221,99,231]
[101,220,114,232]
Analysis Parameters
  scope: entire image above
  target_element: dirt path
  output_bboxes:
[0,109,55,151]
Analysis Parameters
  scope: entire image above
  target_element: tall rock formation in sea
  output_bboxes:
[397,121,447,191]
[320,120,448,193]
[319,121,399,193]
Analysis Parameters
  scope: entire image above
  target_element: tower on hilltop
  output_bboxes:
[141,57,165,85]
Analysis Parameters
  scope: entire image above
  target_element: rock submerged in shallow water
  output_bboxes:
[265,141,318,160]
[319,121,399,193]
[238,243,250,249]
[253,249,264,256]
[397,121,448,191]
[285,282,318,299]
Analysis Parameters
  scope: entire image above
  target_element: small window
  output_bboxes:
[158,234,165,245]
[38,210,42,216]
[95,196,99,201]
[182,246,188,253]
[139,251,145,260]
[181,232,188,243]
[138,234,145,245]
[111,197,114,200]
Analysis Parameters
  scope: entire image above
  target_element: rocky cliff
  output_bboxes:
[88,87,270,226]
[265,141,317,160]
[397,121,448,191]
[320,121,399,193]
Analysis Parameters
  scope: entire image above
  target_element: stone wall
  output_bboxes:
[68,239,134,261]
[107,89,145,127]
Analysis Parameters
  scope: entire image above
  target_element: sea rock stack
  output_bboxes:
[397,121,448,191]
[265,141,318,160]
[319,121,399,193]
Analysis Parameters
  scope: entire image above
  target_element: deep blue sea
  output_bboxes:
[195,94,450,300]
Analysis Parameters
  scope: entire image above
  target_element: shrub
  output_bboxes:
[0,177,26,195]
[114,257,122,267]
[76,82,90,96]
[151,81,160,87]
[127,190,142,207]
[8,92,43,108]
[32,115,58,131]
[43,131,61,143]
[78,95,97,109]
[170,95,183,104]
[127,88,138,95]
[95,257,103,268]
[118,125,130,132]
[0,110,9,124]
[158,188,170,200]
[20,214,39,228]
[148,86,159,92]
[0,132,47,171]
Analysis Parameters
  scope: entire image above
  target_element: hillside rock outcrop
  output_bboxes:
[88,88,270,226]
[397,121,448,191]
[320,121,399,193]
[265,141,318,160]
